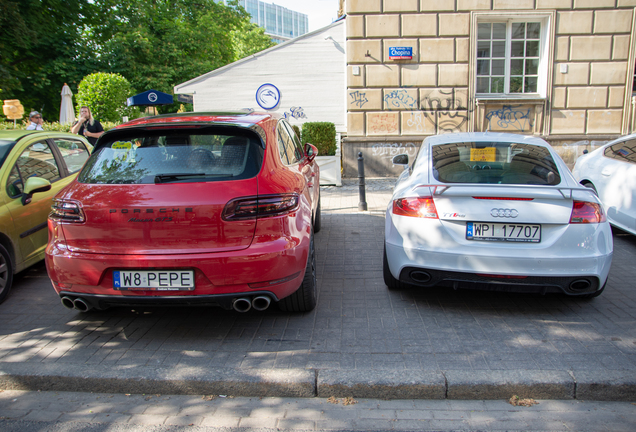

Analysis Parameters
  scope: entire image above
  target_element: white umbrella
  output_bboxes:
[59,83,75,125]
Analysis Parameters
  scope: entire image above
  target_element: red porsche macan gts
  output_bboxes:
[46,112,320,313]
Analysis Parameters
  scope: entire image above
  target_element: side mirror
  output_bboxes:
[21,177,51,205]
[392,154,409,165]
[305,143,318,163]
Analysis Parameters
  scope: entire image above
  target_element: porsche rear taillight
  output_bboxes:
[393,197,438,218]
[222,194,299,220]
[50,199,85,223]
[570,200,606,224]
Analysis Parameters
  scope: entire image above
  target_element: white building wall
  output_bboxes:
[174,20,346,133]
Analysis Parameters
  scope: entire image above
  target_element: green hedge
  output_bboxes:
[301,122,336,156]
[0,120,120,132]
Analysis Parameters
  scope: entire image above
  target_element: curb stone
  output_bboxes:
[317,370,446,399]
[0,363,315,397]
[445,370,575,400]
[1,364,635,401]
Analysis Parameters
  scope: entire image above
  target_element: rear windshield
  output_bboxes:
[432,142,561,185]
[78,129,264,184]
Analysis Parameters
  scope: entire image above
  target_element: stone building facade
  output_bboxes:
[343,0,636,177]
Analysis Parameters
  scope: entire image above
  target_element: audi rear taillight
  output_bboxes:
[50,199,85,223]
[222,194,299,220]
[570,200,606,224]
[393,197,438,218]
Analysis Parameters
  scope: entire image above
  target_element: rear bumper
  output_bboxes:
[46,232,309,304]
[385,216,614,295]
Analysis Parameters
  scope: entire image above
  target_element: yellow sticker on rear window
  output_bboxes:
[470,148,496,162]
[112,141,134,162]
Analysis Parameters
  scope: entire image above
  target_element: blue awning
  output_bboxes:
[127,90,173,106]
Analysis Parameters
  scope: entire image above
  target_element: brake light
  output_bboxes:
[570,200,606,224]
[222,194,299,220]
[393,197,438,218]
[50,199,85,223]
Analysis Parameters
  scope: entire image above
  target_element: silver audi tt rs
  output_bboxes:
[384,132,613,298]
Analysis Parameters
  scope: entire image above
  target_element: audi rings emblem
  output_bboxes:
[491,208,519,218]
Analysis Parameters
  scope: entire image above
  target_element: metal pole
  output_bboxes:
[357,152,367,211]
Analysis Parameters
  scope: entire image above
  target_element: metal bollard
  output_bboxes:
[357,152,368,211]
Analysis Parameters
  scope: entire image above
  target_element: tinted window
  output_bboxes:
[78,129,264,184]
[53,138,90,173]
[604,139,636,164]
[432,141,560,185]
[0,139,16,170]
[277,122,301,165]
[6,141,61,197]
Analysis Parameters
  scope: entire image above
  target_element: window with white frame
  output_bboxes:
[475,16,551,98]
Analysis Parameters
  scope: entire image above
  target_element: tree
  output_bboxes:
[94,0,274,111]
[0,0,98,119]
[76,72,138,122]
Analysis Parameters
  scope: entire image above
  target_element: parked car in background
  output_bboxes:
[572,134,636,236]
[0,130,91,304]
[46,112,320,313]
[385,132,612,298]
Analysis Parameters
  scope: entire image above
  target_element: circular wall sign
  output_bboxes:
[148,92,158,103]
[256,84,281,110]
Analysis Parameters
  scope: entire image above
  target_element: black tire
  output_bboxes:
[313,194,321,234]
[279,231,317,312]
[383,244,401,290]
[0,244,14,304]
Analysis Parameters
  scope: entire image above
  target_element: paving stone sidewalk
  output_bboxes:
[1,390,634,431]
[0,178,635,400]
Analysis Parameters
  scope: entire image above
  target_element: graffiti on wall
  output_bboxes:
[405,112,424,133]
[420,89,470,133]
[368,113,398,134]
[484,105,533,132]
[384,90,418,110]
[349,91,368,108]
[371,142,419,160]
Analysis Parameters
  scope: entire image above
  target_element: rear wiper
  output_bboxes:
[154,173,205,183]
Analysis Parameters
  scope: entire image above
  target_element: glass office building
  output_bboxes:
[217,0,309,43]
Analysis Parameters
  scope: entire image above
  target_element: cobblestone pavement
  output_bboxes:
[1,390,634,431]
[0,179,635,388]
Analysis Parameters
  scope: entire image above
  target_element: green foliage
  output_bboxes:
[76,73,139,122]
[0,120,120,131]
[302,122,337,156]
[0,0,275,120]
[291,125,301,140]
[0,0,98,119]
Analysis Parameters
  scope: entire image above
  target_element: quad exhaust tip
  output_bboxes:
[232,297,252,313]
[252,296,271,311]
[60,296,93,312]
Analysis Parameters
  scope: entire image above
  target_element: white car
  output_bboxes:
[572,133,636,236]
[384,132,613,298]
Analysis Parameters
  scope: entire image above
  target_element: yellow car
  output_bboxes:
[0,130,91,303]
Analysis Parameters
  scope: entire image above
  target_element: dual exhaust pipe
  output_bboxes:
[232,295,271,313]
[61,296,92,312]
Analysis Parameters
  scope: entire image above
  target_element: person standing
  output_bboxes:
[71,106,104,145]
[26,111,44,130]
